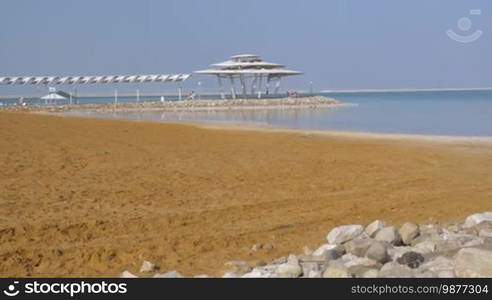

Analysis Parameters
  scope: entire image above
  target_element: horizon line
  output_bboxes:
[320,87,492,93]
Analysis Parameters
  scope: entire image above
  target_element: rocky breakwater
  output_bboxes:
[121,212,492,278]
[1,96,344,113]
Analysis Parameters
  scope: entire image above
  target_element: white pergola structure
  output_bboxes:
[194,54,302,99]
[0,73,191,101]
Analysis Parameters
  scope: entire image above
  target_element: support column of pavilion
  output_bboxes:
[229,76,236,99]
[217,76,225,99]
[240,74,246,97]
[274,77,282,95]
[257,74,263,99]
[214,73,284,100]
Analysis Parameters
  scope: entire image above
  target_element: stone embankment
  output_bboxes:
[1,96,345,113]
[122,212,492,278]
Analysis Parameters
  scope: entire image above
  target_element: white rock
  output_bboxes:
[479,228,492,238]
[312,244,337,256]
[454,248,492,278]
[307,270,322,278]
[365,241,390,264]
[387,246,415,260]
[153,270,182,278]
[438,270,456,278]
[399,222,420,245]
[419,224,442,236]
[300,260,321,275]
[362,269,379,278]
[322,262,352,278]
[302,246,313,255]
[413,240,436,254]
[120,270,138,278]
[379,262,414,278]
[222,272,239,278]
[375,227,402,245]
[344,256,379,268]
[463,212,492,228]
[439,231,484,248]
[271,256,287,265]
[344,236,373,257]
[223,260,252,275]
[139,261,157,273]
[275,255,302,278]
[251,243,262,252]
[193,274,209,278]
[365,220,386,238]
[416,271,437,278]
[242,268,275,278]
[340,253,359,263]
[327,225,364,244]
[420,256,454,274]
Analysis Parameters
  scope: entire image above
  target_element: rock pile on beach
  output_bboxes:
[0,96,343,113]
[121,212,492,278]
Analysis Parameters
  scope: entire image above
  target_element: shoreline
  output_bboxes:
[192,122,492,146]
[42,110,492,146]
[3,95,491,144]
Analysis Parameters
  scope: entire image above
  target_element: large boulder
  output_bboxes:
[344,236,374,257]
[364,220,386,238]
[463,212,492,228]
[365,241,390,264]
[312,244,337,257]
[375,227,402,245]
[399,222,420,245]
[326,225,364,245]
[454,248,492,278]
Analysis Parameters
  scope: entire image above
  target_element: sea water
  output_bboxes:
[4,90,492,136]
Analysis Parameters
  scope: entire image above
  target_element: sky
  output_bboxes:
[0,0,491,96]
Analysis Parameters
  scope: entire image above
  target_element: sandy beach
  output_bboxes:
[1,112,491,277]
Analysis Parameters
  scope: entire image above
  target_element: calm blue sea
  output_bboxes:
[3,90,492,136]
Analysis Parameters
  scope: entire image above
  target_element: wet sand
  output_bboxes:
[1,112,491,277]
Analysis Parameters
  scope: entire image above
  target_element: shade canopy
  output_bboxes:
[0,74,191,85]
[41,93,67,100]
[194,54,302,78]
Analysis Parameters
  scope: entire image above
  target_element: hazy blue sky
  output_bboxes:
[1,0,491,95]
